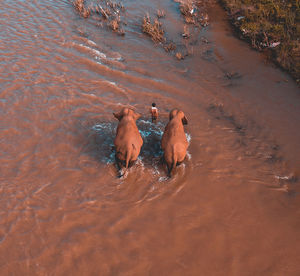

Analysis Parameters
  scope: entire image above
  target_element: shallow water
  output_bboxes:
[1,0,300,275]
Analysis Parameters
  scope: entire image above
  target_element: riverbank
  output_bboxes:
[219,0,300,84]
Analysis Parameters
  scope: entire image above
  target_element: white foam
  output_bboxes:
[104,80,117,86]
[87,39,97,46]
[73,41,124,64]
[151,165,161,176]
[111,52,123,61]
[159,176,169,182]
[103,80,125,92]
[139,119,153,125]
[186,133,192,144]
[78,43,107,59]
[92,123,113,132]
[275,175,292,180]
[186,151,192,160]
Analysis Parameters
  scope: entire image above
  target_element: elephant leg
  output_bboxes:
[177,155,186,166]
[167,163,172,177]
[176,161,183,166]
[115,154,122,171]
[129,159,137,168]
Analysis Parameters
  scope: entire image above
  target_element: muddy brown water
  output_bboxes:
[1,0,300,275]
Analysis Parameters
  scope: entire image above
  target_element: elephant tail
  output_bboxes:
[168,146,177,177]
[125,144,135,170]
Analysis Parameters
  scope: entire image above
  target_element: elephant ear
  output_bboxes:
[127,109,140,121]
[169,109,179,121]
[113,111,123,121]
[177,110,188,125]
[133,111,141,121]
[182,116,188,125]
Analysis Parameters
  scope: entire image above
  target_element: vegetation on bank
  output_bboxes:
[141,1,210,60]
[71,0,210,60]
[219,0,300,82]
[72,0,125,35]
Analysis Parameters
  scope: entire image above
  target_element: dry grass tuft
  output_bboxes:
[109,16,125,35]
[164,42,177,52]
[73,0,126,35]
[73,0,90,18]
[94,5,111,19]
[142,12,192,60]
[182,24,190,38]
[178,1,209,27]
[157,9,166,18]
[142,14,166,43]
[175,52,184,60]
[110,19,119,31]
[180,3,196,24]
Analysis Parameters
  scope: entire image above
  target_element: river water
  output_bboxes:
[1,0,300,275]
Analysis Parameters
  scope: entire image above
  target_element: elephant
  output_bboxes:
[113,107,143,176]
[161,109,188,177]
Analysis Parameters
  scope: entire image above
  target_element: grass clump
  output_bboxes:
[180,2,196,24]
[73,0,90,18]
[219,0,300,82]
[142,14,166,43]
[174,0,210,27]
[72,0,126,35]
[142,14,190,60]
[157,9,166,18]
[164,42,177,52]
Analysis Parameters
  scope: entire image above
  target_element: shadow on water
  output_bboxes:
[91,122,116,164]
[76,119,165,166]
[73,119,116,165]
[137,119,164,164]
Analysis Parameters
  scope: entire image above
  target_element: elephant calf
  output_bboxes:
[113,107,143,176]
[161,109,188,177]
